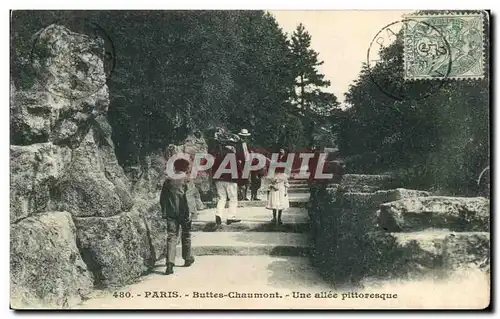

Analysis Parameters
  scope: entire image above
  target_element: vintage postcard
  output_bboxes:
[9,10,490,310]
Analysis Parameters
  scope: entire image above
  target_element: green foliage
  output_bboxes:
[289,23,340,147]
[11,11,321,165]
[338,24,490,195]
[309,187,443,285]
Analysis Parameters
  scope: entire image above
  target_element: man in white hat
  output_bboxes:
[237,129,251,200]
[212,145,241,225]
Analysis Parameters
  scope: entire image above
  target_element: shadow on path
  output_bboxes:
[264,256,339,291]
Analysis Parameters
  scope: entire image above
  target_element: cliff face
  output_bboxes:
[9,25,186,308]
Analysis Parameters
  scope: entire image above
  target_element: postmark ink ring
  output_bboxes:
[366,18,452,101]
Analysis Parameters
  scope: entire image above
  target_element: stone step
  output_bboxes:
[287,180,338,186]
[287,179,339,185]
[203,195,309,208]
[178,232,311,257]
[341,174,395,186]
[288,179,308,184]
[286,187,310,193]
[339,185,389,193]
[192,207,309,232]
[287,182,308,187]
[340,189,431,211]
[192,221,310,233]
[339,174,399,192]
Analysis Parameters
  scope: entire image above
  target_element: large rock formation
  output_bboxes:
[11,25,109,147]
[11,212,93,309]
[309,175,491,285]
[74,209,155,288]
[134,198,167,261]
[51,127,133,217]
[379,196,490,232]
[9,24,162,308]
[10,143,71,223]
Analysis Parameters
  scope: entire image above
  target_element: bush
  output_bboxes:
[309,186,438,285]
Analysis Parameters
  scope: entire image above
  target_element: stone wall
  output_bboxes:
[308,174,490,285]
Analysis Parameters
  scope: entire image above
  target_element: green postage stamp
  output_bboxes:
[404,13,486,80]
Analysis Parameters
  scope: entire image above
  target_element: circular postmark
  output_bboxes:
[30,18,116,100]
[366,19,452,101]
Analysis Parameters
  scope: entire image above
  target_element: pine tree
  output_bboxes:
[289,23,339,147]
[229,11,297,150]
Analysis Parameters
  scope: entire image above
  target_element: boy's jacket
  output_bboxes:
[159,177,198,220]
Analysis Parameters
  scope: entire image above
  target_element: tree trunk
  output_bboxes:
[300,75,305,110]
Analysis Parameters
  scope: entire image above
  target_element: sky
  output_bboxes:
[270,10,414,104]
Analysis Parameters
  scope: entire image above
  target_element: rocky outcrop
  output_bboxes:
[127,152,166,198]
[309,174,491,285]
[10,143,71,223]
[11,24,109,147]
[379,196,490,232]
[10,24,153,307]
[10,24,216,304]
[11,212,93,309]
[10,22,132,221]
[51,127,133,217]
[30,24,109,102]
[74,209,155,288]
[392,231,445,273]
[134,199,167,261]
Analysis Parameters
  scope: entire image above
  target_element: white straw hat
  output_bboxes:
[238,128,251,136]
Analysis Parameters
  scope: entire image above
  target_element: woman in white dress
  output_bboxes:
[265,150,290,225]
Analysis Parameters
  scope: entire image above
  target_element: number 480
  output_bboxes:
[113,291,132,298]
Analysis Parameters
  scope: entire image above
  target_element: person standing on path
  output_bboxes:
[160,158,196,275]
[265,148,290,225]
[249,150,268,200]
[212,145,242,226]
[236,128,251,201]
[250,167,263,200]
[265,169,290,225]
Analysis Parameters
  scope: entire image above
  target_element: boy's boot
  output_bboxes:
[184,256,195,267]
[165,262,174,275]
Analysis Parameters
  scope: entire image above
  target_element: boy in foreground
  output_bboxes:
[160,158,196,275]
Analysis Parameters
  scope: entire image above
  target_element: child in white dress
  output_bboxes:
[265,172,290,225]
